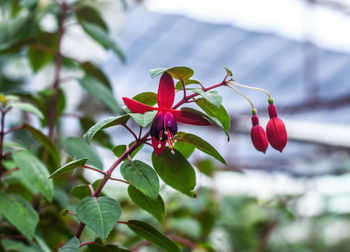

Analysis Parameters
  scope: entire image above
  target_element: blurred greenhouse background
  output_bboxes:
[2,0,350,251]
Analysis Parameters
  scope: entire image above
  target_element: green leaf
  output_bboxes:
[174,140,195,159]
[127,220,180,252]
[196,98,230,132]
[10,102,44,118]
[80,117,113,149]
[28,32,58,72]
[76,196,121,241]
[193,89,222,108]
[112,142,143,159]
[60,137,103,170]
[79,75,121,114]
[0,192,39,239]
[149,66,194,81]
[23,123,61,167]
[167,66,194,81]
[149,68,166,78]
[84,115,130,144]
[181,107,230,141]
[195,158,215,177]
[70,179,102,199]
[170,217,201,239]
[132,92,157,106]
[223,65,233,76]
[152,148,196,197]
[81,22,125,62]
[129,110,157,128]
[58,237,80,252]
[1,240,37,252]
[175,79,201,91]
[121,160,159,200]
[13,150,54,201]
[88,244,131,252]
[48,158,88,179]
[176,132,226,164]
[76,5,108,32]
[128,186,164,223]
[81,61,112,90]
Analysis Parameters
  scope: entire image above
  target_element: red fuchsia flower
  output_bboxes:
[266,103,287,152]
[122,72,211,155]
[250,114,269,153]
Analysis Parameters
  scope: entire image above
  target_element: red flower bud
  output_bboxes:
[266,104,287,152]
[250,115,269,153]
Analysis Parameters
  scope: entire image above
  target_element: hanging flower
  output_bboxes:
[251,114,269,153]
[266,103,287,152]
[122,72,210,154]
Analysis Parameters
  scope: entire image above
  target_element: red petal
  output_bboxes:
[251,124,269,153]
[151,137,166,155]
[266,117,287,152]
[122,97,156,114]
[157,72,175,109]
[171,110,211,125]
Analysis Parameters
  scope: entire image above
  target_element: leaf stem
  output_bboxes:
[79,241,95,247]
[117,221,128,224]
[226,85,255,110]
[229,81,271,98]
[172,80,228,109]
[82,165,105,175]
[110,177,129,184]
[122,124,138,141]
[4,124,24,135]
[180,79,186,99]
[0,109,7,172]
[48,0,68,139]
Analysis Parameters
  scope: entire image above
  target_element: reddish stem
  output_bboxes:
[169,235,198,250]
[48,0,68,138]
[117,221,128,225]
[0,111,5,167]
[82,165,105,175]
[123,124,138,140]
[110,177,129,184]
[79,241,95,247]
[67,211,76,216]
[172,80,228,109]
[4,124,24,135]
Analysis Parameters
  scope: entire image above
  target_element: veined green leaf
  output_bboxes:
[127,220,180,252]
[150,66,194,81]
[129,110,157,128]
[79,75,121,114]
[84,114,130,144]
[10,102,44,118]
[0,192,39,239]
[48,158,88,179]
[176,132,226,164]
[121,160,159,200]
[152,148,196,197]
[60,137,103,170]
[132,92,157,106]
[58,237,80,252]
[13,150,54,201]
[193,89,222,108]
[128,186,164,223]
[76,196,121,241]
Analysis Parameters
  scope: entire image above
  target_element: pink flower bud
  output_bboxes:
[266,104,287,152]
[250,115,269,153]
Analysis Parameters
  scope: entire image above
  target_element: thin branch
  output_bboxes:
[4,124,24,135]
[0,167,19,180]
[256,219,278,252]
[80,241,95,247]
[180,79,186,99]
[48,0,68,138]
[110,177,129,184]
[138,126,142,139]
[117,221,128,225]
[82,165,105,176]
[122,124,138,141]
[67,211,76,216]
[168,235,198,250]
[0,110,6,171]
[172,80,228,109]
